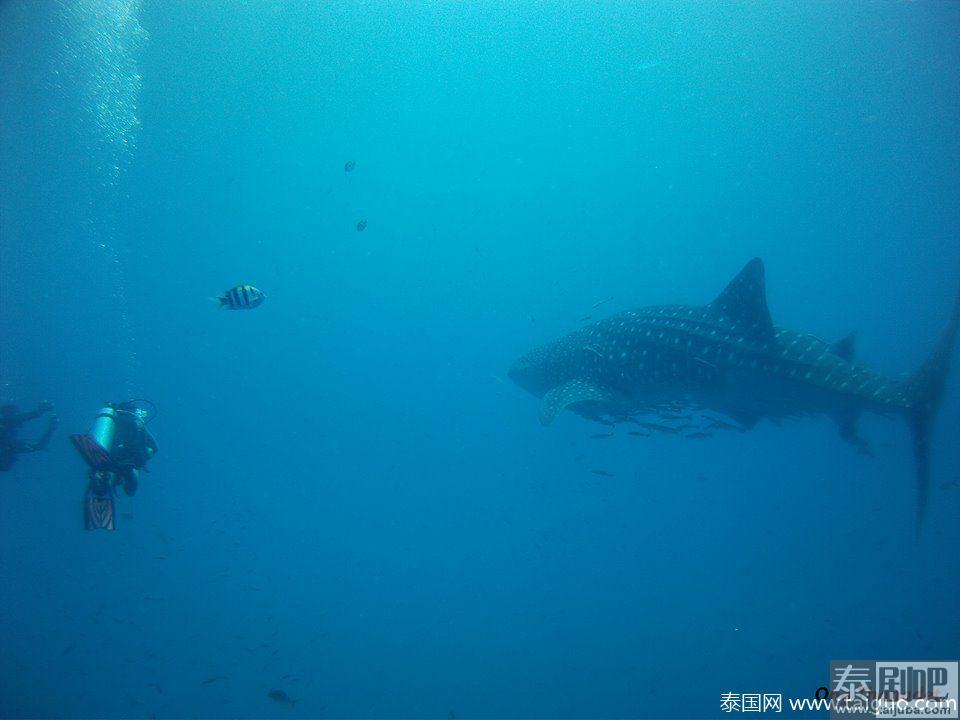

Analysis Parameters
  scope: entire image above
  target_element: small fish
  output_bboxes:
[591,297,612,309]
[705,419,742,432]
[589,469,615,477]
[267,689,298,707]
[637,422,681,434]
[590,432,614,439]
[580,315,593,322]
[202,676,224,685]
[344,160,355,172]
[212,285,265,310]
[686,432,712,439]
[627,431,650,437]
[356,219,367,232]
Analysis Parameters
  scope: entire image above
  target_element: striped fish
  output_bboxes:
[212,284,265,310]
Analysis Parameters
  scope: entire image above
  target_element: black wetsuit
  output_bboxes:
[0,404,58,472]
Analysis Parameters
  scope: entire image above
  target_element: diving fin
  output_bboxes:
[71,434,111,470]
[84,487,116,531]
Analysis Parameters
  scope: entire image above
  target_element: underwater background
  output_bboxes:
[1,1,958,718]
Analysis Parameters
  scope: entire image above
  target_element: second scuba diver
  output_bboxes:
[0,401,58,472]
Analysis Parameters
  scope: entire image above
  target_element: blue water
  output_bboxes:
[1,2,958,718]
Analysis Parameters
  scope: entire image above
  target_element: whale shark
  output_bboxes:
[509,258,959,530]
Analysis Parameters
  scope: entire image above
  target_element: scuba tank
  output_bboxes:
[70,400,156,471]
[71,404,122,469]
[89,405,120,455]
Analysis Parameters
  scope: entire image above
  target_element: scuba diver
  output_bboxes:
[70,400,158,531]
[0,401,58,472]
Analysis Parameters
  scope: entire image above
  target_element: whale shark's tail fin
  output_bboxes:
[904,287,960,535]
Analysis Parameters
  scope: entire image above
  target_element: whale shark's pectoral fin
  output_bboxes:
[539,379,617,426]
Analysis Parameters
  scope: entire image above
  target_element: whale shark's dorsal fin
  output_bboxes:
[710,258,774,339]
[540,378,614,426]
[830,331,857,361]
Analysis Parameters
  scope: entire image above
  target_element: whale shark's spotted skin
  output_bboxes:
[509,258,959,530]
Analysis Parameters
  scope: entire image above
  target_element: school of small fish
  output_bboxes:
[579,408,746,478]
